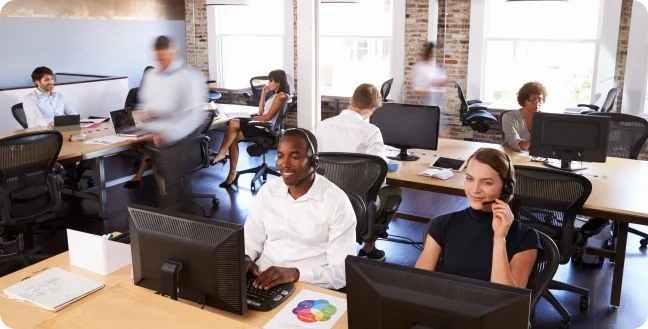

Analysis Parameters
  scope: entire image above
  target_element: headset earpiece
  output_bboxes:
[500,154,514,201]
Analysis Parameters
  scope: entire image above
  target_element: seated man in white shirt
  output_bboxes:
[245,128,357,290]
[23,66,92,189]
[316,83,402,262]
[22,66,78,128]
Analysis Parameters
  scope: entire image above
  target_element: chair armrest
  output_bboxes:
[243,92,251,98]
[383,195,402,215]
[52,162,64,175]
[250,114,261,118]
[577,104,599,111]
[580,109,597,115]
[206,80,216,84]
[248,121,272,129]
[580,217,608,237]
[467,99,482,105]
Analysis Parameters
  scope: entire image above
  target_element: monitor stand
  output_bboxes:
[161,260,183,300]
[543,159,587,171]
[387,148,419,161]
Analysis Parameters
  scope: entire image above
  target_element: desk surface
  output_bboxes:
[0,252,348,329]
[386,138,648,222]
[0,104,258,162]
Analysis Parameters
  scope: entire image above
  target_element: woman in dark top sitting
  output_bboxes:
[415,148,542,288]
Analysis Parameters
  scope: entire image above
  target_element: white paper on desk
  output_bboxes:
[2,267,104,311]
[84,135,133,145]
[263,289,347,329]
[223,112,251,119]
[418,168,454,180]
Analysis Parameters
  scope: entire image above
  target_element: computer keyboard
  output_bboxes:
[246,274,295,312]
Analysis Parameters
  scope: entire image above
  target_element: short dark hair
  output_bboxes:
[516,81,548,107]
[423,42,436,59]
[31,66,54,84]
[268,69,291,95]
[281,128,318,157]
[154,35,172,50]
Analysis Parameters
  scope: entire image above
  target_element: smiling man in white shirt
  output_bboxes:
[316,83,402,262]
[244,128,356,291]
[22,66,78,128]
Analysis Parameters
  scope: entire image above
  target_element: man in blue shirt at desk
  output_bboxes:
[22,66,78,128]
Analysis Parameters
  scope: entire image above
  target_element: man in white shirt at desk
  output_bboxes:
[245,129,356,291]
[316,83,402,262]
[22,66,78,128]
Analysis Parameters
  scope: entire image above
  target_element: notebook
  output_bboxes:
[3,267,104,311]
[418,168,454,180]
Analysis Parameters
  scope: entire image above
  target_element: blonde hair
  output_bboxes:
[351,83,382,110]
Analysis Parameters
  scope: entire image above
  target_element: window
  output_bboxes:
[468,0,621,111]
[645,82,648,114]
[319,0,394,97]
[482,0,601,108]
[209,1,290,89]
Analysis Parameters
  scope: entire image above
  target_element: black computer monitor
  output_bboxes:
[346,256,531,329]
[127,205,247,315]
[529,112,610,171]
[370,103,440,161]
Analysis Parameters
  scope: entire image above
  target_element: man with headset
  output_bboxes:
[244,128,357,290]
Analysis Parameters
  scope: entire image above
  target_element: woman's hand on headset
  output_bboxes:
[492,199,514,239]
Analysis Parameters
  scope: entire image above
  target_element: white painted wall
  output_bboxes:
[622,0,648,116]
[0,78,129,132]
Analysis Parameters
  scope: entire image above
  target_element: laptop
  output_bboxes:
[54,115,81,132]
[110,109,149,137]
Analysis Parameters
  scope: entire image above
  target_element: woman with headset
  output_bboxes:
[415,148,541,288]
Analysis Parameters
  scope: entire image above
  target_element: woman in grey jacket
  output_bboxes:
[501,82,548,152]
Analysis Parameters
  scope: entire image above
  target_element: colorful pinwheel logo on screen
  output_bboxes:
[292,299,338,323]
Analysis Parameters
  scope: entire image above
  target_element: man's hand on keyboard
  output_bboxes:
[245,255,260,276]
[253,266,300,290]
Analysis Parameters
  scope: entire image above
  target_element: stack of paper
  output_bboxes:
[3,267,104,311]
[418,168,454,180]
[85,136,134,145]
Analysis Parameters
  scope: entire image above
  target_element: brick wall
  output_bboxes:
[403,0,430,105]
[185,0,209,77]
[614,0,633,113]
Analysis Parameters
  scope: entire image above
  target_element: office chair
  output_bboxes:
[317,153,402,243]
[455,82,497,141]
[235,97,289,192]
[340,188,372,243]
[124,88,140,109]
[498,110,513,140]
[244,76,271,107]
[147,111,219,216]
[578,88,621,114]
[380,78,394,102]
[11,103,28,129]
[587,112,648,247]
[511,165,594,329]
[0,131,63,276]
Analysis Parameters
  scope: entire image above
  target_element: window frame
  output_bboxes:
[318,0,405,101]
[622,0,648,117]
[207,0,294,89]
[466,0,622,108]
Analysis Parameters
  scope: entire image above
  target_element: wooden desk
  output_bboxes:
[0,253,348,329]
[0,105,258,218]
[386,138,648,307]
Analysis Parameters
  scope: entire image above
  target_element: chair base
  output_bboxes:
[237,163,280,192]
[629,227,648,247]
[186,192,220,217]
[541,279,589,326]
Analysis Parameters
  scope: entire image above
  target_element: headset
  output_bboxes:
[282,128,319,186]
[500,153,514,202]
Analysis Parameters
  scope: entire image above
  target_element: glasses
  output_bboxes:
[527,98,544,104]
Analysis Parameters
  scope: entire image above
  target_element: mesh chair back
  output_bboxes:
[185,110,216,172]
[527,230,560,310]
[600,88,621,113]
[11,103,28,129]
[511,166,591,264]
[341,188,367,234]
[317,153,387,242]
[587,112,648,160]
[499,110,513,138]
[249,76,270,107]
[380,78,394,101]
[0,131,63,223]
[455,81,468,123]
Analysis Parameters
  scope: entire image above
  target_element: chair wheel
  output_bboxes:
[580,295,590,310]
[640,238,647,248]
[212,198,219,206]
[559,320,571,329]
